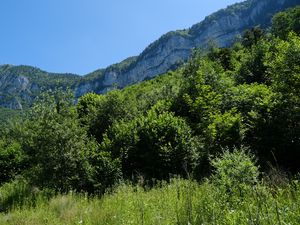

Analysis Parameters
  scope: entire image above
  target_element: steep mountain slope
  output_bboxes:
[76,0,299,96]
[0,0,299,109]
[0,65,80,109]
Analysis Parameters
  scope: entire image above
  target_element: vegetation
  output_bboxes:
[0,65,80,91]
[1,152,300,224]
[0,107,21,127]
[0,6,300,224]
[0,65,81,110]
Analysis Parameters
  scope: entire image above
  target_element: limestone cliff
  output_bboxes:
[75,0,300,96]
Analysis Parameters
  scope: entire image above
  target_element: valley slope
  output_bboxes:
[0,0,299,109]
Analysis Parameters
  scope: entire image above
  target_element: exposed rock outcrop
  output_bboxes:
[75,0,300,96]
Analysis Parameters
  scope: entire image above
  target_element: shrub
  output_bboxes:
[210,147,259,198]
[102,109,200,180]
[0,140,25,185]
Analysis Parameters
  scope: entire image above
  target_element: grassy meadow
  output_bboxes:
[1,176,300,225]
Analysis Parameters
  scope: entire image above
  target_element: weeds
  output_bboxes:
[2,151,300,224]
[1,178,300,224]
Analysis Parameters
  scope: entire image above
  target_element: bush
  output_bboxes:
[88,151,122,194]
[0,140,25,185]
[210,147,259,198]
[102,109,200,180]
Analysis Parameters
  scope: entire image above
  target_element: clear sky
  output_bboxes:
[0,0,244,75]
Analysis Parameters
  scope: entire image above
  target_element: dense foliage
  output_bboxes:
[1,152,300,225]
[0,7,300,223]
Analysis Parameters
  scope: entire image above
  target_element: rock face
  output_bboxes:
[0,65,80,109]
[75,0,300,96]
[0,0,299,109]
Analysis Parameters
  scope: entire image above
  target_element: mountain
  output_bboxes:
[0,65,80,109]
[0,0,299,109]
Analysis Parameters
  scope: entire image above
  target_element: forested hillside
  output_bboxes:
[0,0,299,110]
[0,6,300,225]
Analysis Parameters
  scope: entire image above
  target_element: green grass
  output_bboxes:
[1,178,300,225]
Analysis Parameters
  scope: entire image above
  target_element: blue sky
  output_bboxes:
[0,0,244,75]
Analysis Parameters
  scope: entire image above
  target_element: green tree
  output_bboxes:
[12,89,120,193]
[236,40,270,84]
[207,110,245,154]
[208,47,233,70]
[15,90,94,192]
[77,90,138,143]
[77,92,104,127]
[272,6,300,39]
[102,108,200,180]
[176,58,224,130]
[272,11,291,39]
[242,26,264,48]
[0,139,24,185]
[262,33,300,169]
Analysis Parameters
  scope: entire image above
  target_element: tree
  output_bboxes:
[77,92,104,127]
[0,139,24,185]
[176,58,224,129]
[207,110,245,155]
[211,48,233,70]
[11,89,120,193]
[242,27,264,48]
[14,90,94,192]
[236,40,270,84]
[272,6,300,39]
[77,90,138,143]
[261,33,300,169]
[102,107,200,180]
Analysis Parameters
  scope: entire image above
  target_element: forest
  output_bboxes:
[0,6,300,224]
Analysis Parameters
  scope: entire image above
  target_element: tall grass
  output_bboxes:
[0,178,54,213]
[1,178,300,224]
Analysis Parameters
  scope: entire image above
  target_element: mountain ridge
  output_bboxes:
[0,0,299,109]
